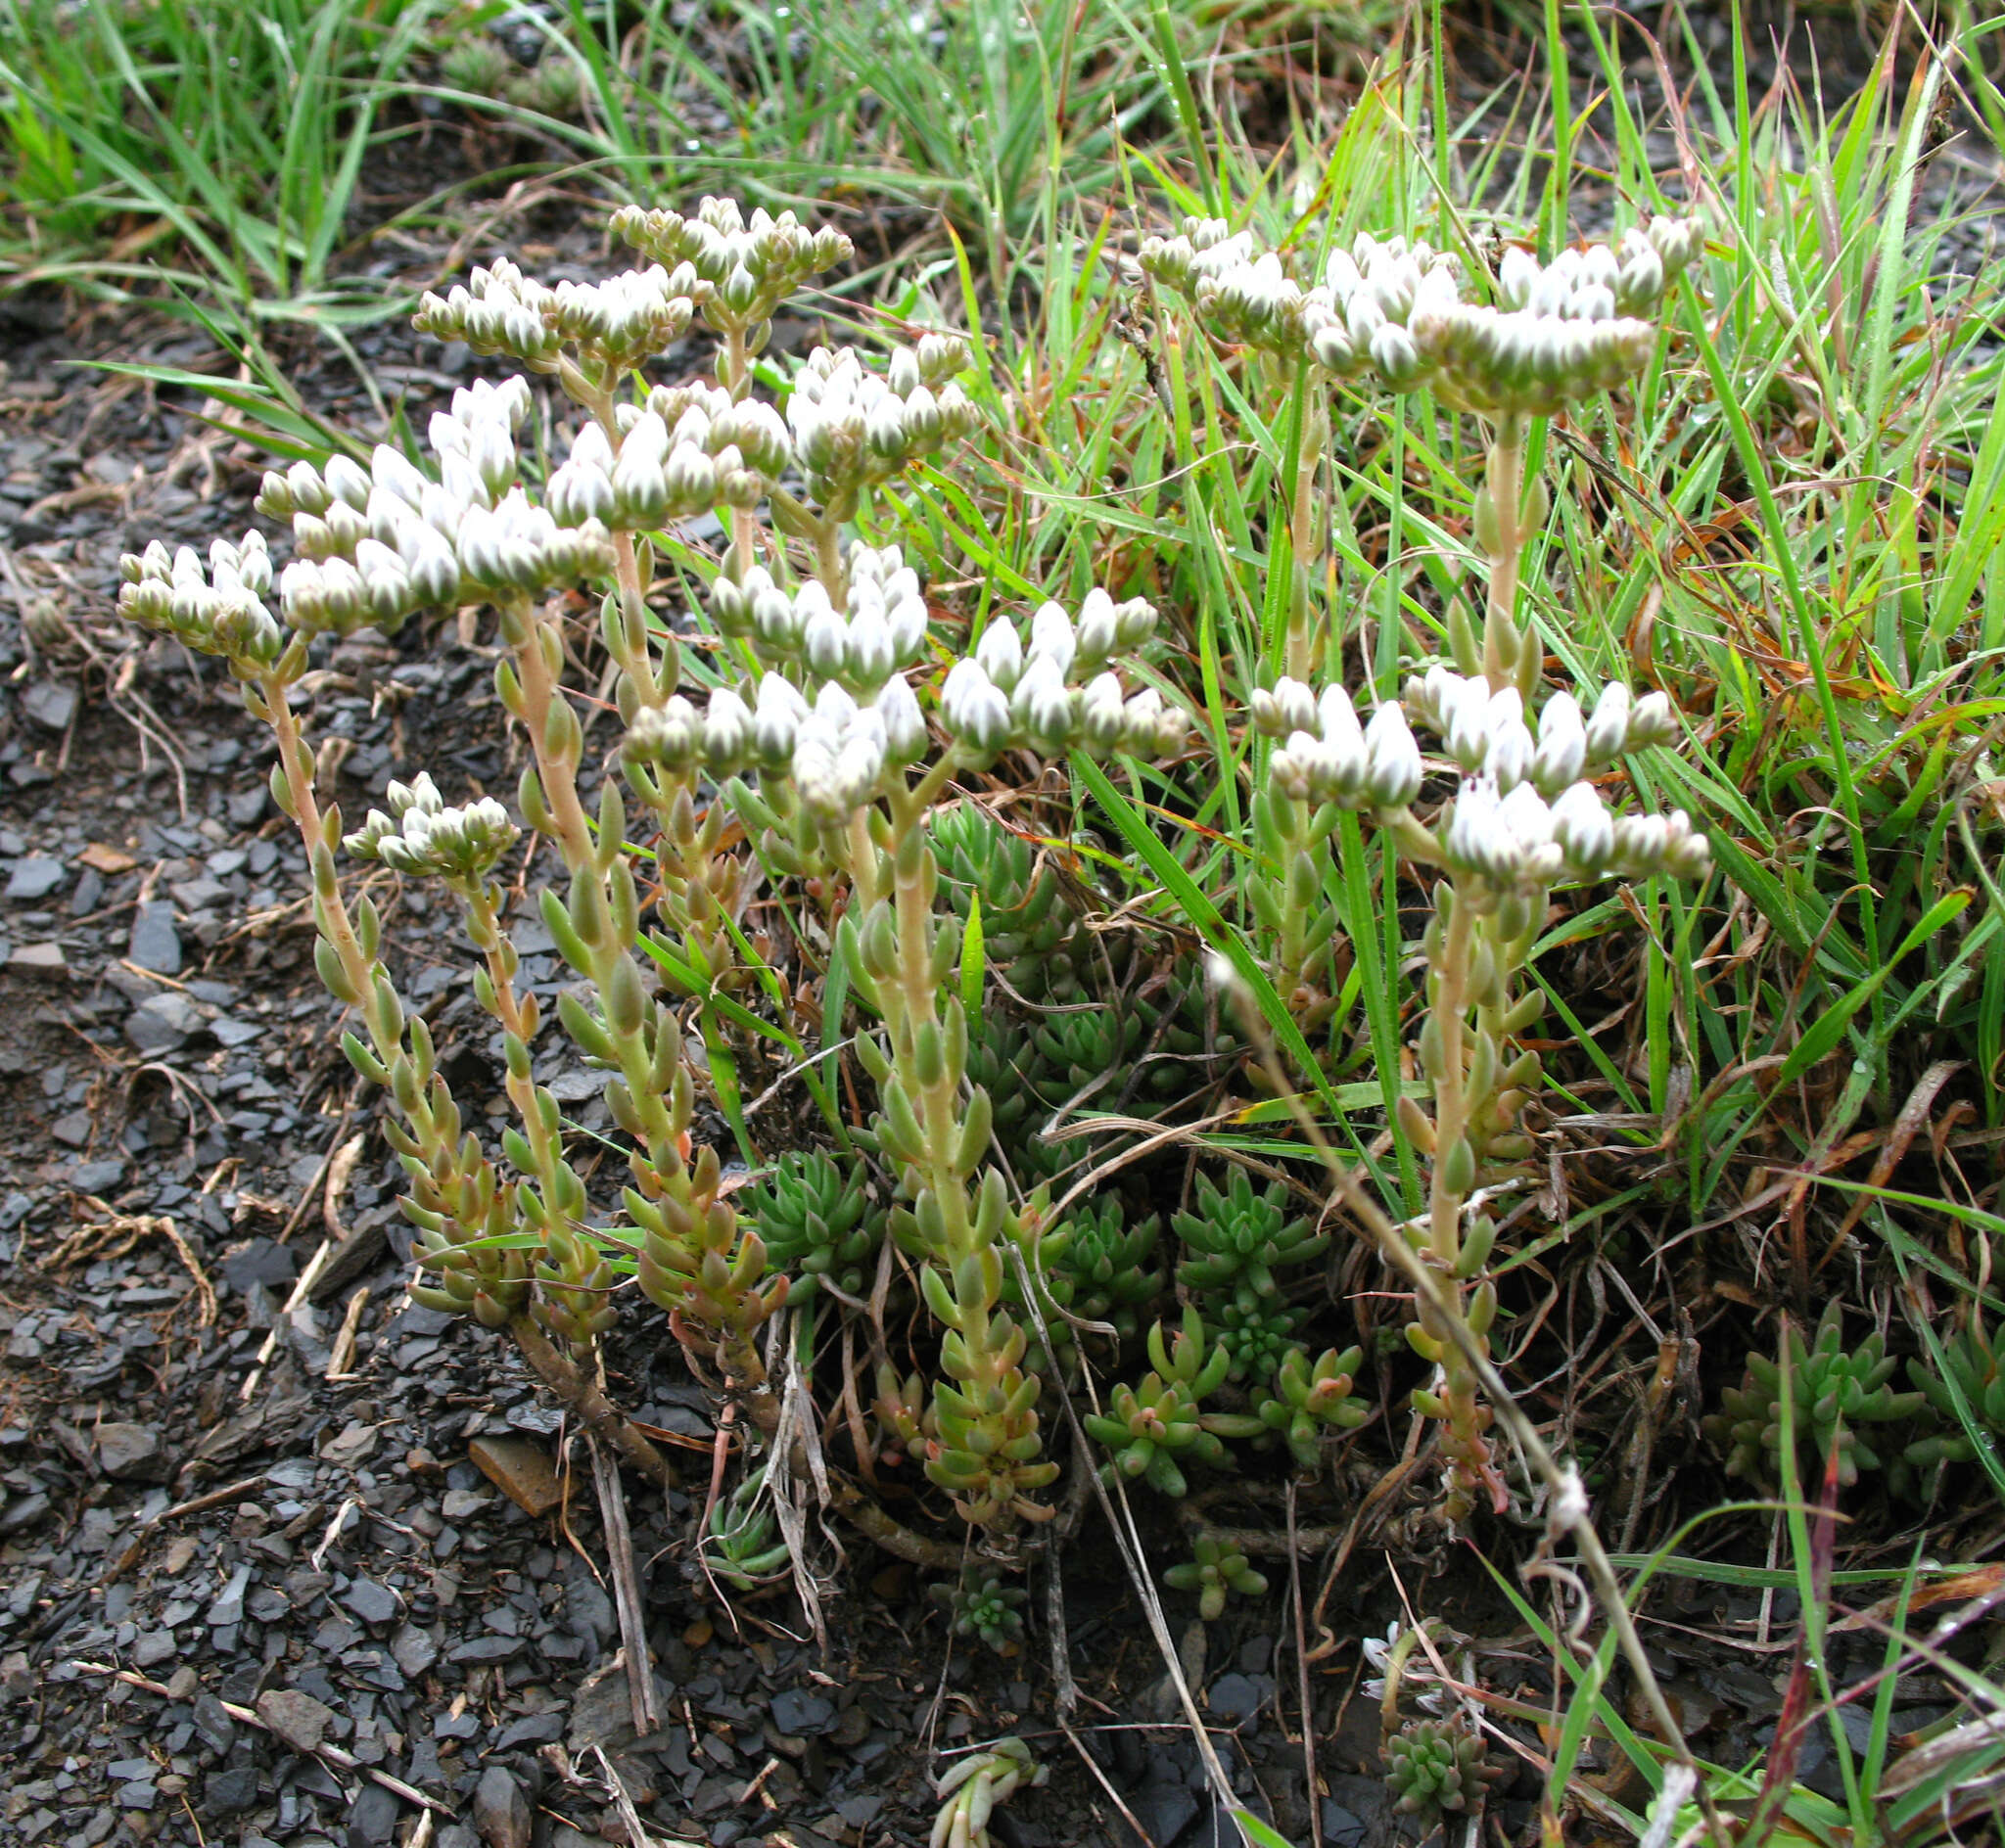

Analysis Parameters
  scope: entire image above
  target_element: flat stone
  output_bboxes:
[768,1689,835,1735]
[472,1766,532,1848]
[127,902,181,975]
[6,857,66,900]
[19,681,76,732]
[202,1766,259,1819]
[494,1711,567,1750]
[208,1564,251,1627]
[1128,1781,1198,1847]
[391,1624,439,1679]
[222,1238,299,1294]
[79,843,136,875]
[256,1686,335,1754]
[448,1635,524,1664]
[467,1435,560,1515]
[96,1422,164,1480]
[345,1578,399,1626]
[127,991,204,1052]
[49,1109,91,1148]
[131,1632,177,1669]
[1207,1672,1264,1722]
[348,1781,401,1848]
[8,942,66,978]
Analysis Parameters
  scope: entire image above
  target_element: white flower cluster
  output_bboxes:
[543,395,776,536]
[1141,213,1703,414]
[709,544,928,693]
[787,343,979,508]
[345,771,521,882]
[1255,667,1707,889]
[1402,667,1677,792]
[1499,219,1704,319]
[612,197,854,335]
[413,255,705,372]
[117,532,283,667]
[939,590,1187,758]
[624,672,925,824]
[1251,680,1424,810]
[254,379,610,634]
[1441,771,1708,889]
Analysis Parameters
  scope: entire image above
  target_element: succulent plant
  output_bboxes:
[1004,1195,1162,1375]
[702,1464,793,1591]
[1704,1302,1927,1489]
[1212,1293,1310,1383]
[1045,1195,1164,1337]
[1164,1534,1269,1620]
[930,1736,1045,1848]
[1027,1006,1145,1111]
[1904,1313,2005,1471]
[929,804,1087,1000]
[741,1149,881,1304]
[1382,1715,1498,1820]
[1173,1169,1327,1301]
[1082,1309,1257,1496]
[963,1013,1072,1185]
[932,1565,1030,1655]
[1257,1344,1370,1468]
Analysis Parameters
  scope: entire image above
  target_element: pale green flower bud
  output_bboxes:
[324,453,372,511]
[1530,691,1586,794]
[1583,681,1632,762]
[1627,690,1677,749]
[1363,702,1422,808]
[625,695,705,772]
[1549,781,1613,871]
[876,674,928,764]
[942,660,1010,754]
[975,619,1024,692]
[1251,678,1317,737]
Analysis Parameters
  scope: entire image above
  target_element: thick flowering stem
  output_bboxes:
[838,773,1056,1532]
[1474,412,1545,701]
[495,594,594,868]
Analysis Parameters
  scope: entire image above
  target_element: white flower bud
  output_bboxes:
[1550,781,1613,870]
[1486,715,1534,791]
[942,660,1011,754]
[1531,691,1586,793]
[846,604,897,688]
[1362,702,1422,808]
[1012,654,1074,748]
[1252,677,1317,737]
[975,620,1024,692]
[875,675,928,763]
[803,598,848,680]
[1075,587,1119,664]
[1079,671,1127,748]
[1614,811,1668,871]
[703,687,753,767]
[751,672,807,767]
[1444,677,1491,771]
[1583,681,1633,762]
[325,453,372,511]
[1027,602,1076,678]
